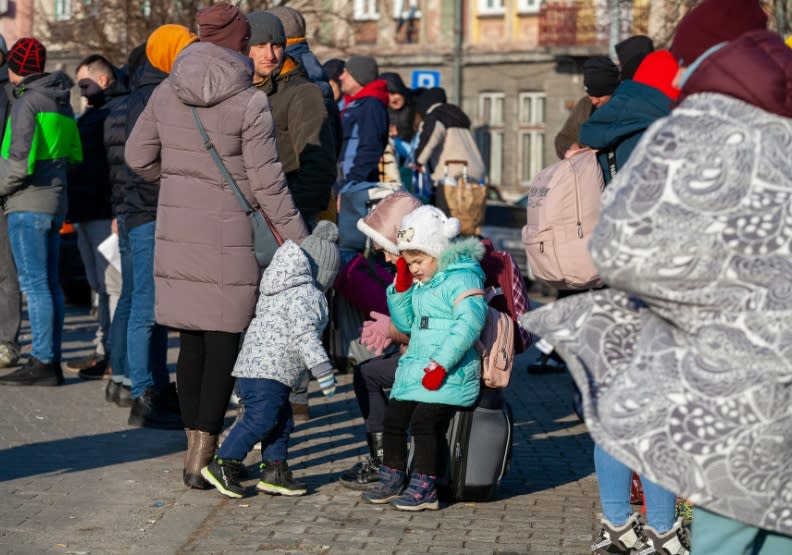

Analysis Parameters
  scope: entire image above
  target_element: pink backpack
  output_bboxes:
[455,289,515,389]
[521,148,605,290]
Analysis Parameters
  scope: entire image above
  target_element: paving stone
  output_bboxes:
[0,302,604,553]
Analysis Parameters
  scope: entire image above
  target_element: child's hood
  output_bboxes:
[259,240,315,296]
[435,236,485,277]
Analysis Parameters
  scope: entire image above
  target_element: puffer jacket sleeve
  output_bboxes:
[124,88,162,183]
[430,272,487,372]
[287,287,331,370]
[387,284,414,334]
[242,91,308,243]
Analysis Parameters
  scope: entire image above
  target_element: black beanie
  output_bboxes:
[322,58,345,82]
[616,35,654,80]
[247,11,286,47]
[346,55,378,87]
[583,56,619,97]
[416,87,447,116]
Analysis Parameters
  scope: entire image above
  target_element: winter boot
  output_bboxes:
[640,518,690,555]
[201,455,245,498]
[390,472,440,511]
[183,429,195,483]
[256,460,307,496]
[185,431,217,489]
[360,466,406,504]
[116,384,133,407]
[0,357,62,386]
[128,387,183,429]
[105,380,121,403]
[592,513,649,554]
[339,432,383,490]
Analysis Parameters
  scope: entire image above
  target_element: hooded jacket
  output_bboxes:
[232,240,333,387]
[125,41,308,333]
[415,103,485,183]
[579,79,673,184]
[0,72,82,216]
[121,59,168,229]
[256,56,336,222]
[520,31,792,535]
[67,68,130,222]
[387,237,487,406]
[339,79,389,184]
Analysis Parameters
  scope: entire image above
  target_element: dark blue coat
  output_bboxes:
[579,80,672,184]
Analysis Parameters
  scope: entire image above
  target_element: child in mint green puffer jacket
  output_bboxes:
[361,205,487,511]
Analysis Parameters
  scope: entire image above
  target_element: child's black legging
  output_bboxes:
[176,329,240,435]
[383,399,455,476]
[352,351,401,433]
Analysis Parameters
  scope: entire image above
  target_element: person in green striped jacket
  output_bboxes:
[0,37,82,387]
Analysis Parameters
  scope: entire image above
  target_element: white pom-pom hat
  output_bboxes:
[396,205,460,258]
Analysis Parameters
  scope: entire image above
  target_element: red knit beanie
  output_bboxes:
[7,38,46,77]
[633,50,681,101]
[670,0,768,66]
[197,2,251,53]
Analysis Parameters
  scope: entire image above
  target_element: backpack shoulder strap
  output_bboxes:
[453,288,486,305]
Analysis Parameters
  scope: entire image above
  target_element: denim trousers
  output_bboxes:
[594,443,677,532]
[75,219,113,356]
[692,507,792,555]
[127,221,168,398]
[109,218,131,385]
[7,211,64,363]
[0,209,21,346]
[218,377,294,463]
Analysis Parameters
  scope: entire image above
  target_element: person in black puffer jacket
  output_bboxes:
[64,55,129,379]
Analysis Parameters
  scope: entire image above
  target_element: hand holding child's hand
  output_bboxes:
[421,360,447,391]
[317,372,337,398]
[394,257,413,293]
[360,311,393,356]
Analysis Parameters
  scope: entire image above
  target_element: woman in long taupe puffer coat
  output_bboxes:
[125,2,308,489]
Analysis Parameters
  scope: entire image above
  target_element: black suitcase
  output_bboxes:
[441,387,513,501]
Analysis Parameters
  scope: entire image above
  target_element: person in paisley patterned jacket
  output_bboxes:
[520,1,792,554]
[201,221,340,499]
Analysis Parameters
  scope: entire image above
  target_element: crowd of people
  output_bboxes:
[0,0,789,553]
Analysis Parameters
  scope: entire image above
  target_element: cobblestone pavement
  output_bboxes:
[0,301,600,555]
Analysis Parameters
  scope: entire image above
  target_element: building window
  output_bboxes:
[478,0,505,15]
[354,0,378,20]
[518,92,546,185]
[54,0,72,20]
[394,0,421,18]
[518,0,541,14]
[479,92,505,185]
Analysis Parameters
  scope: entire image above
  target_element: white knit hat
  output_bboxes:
[396,205,460,258]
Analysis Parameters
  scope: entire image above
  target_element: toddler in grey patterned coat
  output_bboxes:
[202,221,341,499]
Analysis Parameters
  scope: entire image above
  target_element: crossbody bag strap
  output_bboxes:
[189,106,254,217]
[607,148,617,179]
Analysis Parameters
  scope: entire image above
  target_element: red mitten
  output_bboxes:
[394,256,413,292]
[422,361,447,391]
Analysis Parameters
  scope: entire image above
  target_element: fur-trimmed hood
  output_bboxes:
[435,237,485,276]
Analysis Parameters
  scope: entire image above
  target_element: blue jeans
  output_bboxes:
[109,218,131,385]
[127,221,168,398]
[6,211,64,363]
[692,507,792,555]
[218,378,294,463]
[594,444,677,532]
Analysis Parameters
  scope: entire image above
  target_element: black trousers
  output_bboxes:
[383,399,455,476]
[352,352,400,433]
[176,330,240,435]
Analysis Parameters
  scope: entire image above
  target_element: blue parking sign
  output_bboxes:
[411,70,441,89]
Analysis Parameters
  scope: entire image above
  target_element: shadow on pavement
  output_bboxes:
[0,427,185,481]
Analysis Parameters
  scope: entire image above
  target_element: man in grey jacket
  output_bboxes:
[0,38,82,386]
[0,32,21,370]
